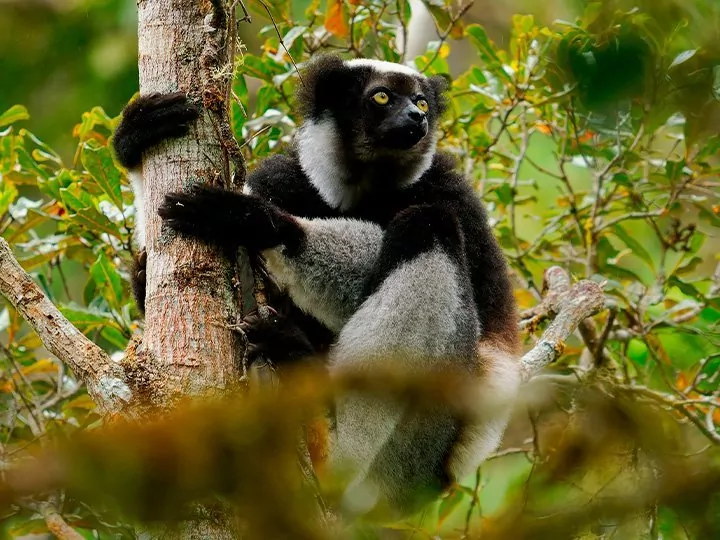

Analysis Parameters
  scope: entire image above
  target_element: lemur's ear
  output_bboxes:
[427,74,451,115]
[296,54,362,119]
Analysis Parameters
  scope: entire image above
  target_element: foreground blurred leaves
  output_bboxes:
[1,368,719,539]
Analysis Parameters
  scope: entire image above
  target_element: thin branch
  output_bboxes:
[258,0,305,87]
[0,237,131,414]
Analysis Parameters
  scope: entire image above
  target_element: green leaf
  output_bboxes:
[667,275,704,301]
[581,2,603,26]
[18,236,83,271]
[90,252,124,308]
[15,145,49,181]
[59,305,122,333]
[239,54,285,82]
[82,142,123,208]
[5,208,49,242]
[675,256,703,276]
[281,25,306,50]
[494,183,514,206]
[0,105,29,128]
[101,325,130,350]
[75,106,114,142]
[465,24,512,82]
[59,185,94,212]
[71,208,123,239]
[438,485,469,526]
[0,184,18,216]
[611,224,655,271]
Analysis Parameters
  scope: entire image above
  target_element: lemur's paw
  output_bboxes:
[158,185,239,245]
[131,248,147,314]
[159,185,297,252]
[238,310,315,371]
[113,92,200,169]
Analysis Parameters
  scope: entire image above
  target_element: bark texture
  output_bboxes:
[136,0,242,403]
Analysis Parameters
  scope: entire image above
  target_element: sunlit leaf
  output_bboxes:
[669,49,697,69]
[82,142,123,208]
[0,105,29,128]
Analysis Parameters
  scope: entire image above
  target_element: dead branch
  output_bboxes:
[39,502,85,540]
[0,236,131,415]
[520,266,606,381]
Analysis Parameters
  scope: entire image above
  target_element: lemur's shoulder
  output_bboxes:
[246,152,337,218]
[413,152,483,210]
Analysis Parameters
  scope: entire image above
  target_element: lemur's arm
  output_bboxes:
[159,186,382,333]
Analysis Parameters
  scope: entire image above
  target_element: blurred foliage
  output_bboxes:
[1,0,720,538]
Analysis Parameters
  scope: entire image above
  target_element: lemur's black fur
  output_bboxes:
[113,92,199,169]
[113,54,520,515]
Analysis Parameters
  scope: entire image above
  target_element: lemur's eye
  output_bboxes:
[372,91,390,105]
[416,99,429,113]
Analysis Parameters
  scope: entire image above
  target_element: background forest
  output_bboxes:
[0,0,719,538]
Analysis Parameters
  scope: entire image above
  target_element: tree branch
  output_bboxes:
[520,266,606,381]
[0,237,131,415]
[39,502,85,540]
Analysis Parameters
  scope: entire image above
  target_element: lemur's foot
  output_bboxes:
[113,92,200,169]
[237,310,316,373]
[131,248,147,314]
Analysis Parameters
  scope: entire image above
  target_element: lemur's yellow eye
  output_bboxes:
[372,91,390,105]
[416,99,429,113]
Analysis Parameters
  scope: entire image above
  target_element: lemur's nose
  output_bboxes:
[406,107,425,123]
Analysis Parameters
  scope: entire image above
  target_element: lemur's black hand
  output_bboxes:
[239,310,316,372]
[113,92,200,169]
[158,185,304,253]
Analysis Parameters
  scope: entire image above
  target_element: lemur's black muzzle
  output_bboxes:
[383,104,429,150]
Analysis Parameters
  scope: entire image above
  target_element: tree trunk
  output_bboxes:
[136,0,241,401]
[135,0,242,537]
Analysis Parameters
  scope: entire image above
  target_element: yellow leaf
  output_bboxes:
[438,42,451,59]
[21,358,57,377]
[63,394,97,411]
[514,289,536,309]
[536,122,552,135]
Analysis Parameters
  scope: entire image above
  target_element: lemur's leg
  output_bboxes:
[112,92,199,312]
[328,205,480,515]
[130,248,147,315]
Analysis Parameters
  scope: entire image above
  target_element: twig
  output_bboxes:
[258,0,305,87]
[420,1,474,73]
[235,0,251,23]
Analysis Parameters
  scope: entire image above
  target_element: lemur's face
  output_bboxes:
[361,71,431,151]
[297,56,448,164]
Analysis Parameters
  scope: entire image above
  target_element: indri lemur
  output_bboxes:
[113,55,520,516]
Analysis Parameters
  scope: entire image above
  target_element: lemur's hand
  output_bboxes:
[238,310,317,373]
[158,185,304,253]
[113,92,200,170]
